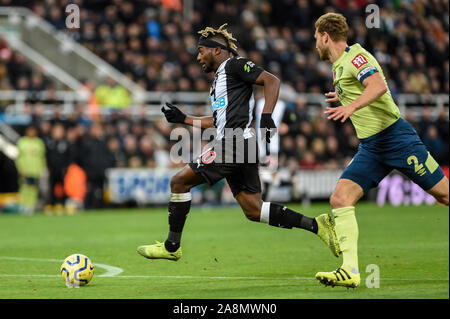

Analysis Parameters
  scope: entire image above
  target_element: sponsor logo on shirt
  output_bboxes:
[211,96,228,111]
[351,54,368,69]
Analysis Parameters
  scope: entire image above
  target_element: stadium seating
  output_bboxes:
[0,0,448,209]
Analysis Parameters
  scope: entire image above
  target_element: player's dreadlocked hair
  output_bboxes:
[197,23,238,55]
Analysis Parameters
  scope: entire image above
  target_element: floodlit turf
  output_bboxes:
[0,202,448,299]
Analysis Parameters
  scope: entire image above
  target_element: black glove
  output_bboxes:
[161,102,186,124]
[260,113,277,143]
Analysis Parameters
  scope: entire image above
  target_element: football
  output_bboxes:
[60,254,95,287]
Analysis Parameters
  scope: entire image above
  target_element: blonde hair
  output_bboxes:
[315,13,348,42]
[198,23,238,52]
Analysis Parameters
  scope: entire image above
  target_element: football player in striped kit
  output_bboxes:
[137,24,340,263]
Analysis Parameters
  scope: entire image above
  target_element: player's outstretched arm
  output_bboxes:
[253,71,280,142]
[254,71,281,115]
[184,115,214,128]
[162,102,214,128]
[324,72,388,122]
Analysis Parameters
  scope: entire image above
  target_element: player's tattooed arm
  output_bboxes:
[324,72,387,122]
[253,71,281,115]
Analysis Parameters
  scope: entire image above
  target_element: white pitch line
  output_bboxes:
[0,256,123,277]
[0,273,447,282]
[93,275,450,281]
[0,256,447,282]
[0,274,58,278]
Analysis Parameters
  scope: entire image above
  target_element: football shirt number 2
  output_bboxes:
[407,155,426,176]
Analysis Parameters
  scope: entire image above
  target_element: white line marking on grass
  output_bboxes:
[0,273,448,282]
[0,257,447,282]
[108,275,450,282]
[0,256,123,277]
[0,274,58,277]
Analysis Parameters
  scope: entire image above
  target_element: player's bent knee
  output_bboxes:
[243,208,260,222]
[428,177,449,206]
[435,194,449,206]
[241,201,262,222]
[170,173,189,193]
[330,191,355,209]
[329,192,343,208]
[234,191,263,222]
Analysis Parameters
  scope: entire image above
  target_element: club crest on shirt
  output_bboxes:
[201,150,216,164]
[244,61,255,72]
[333,66,343,80]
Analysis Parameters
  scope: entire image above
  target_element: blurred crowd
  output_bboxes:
[13,98,447,208]
[35,0,450,95]
[1,0,448,95]
[0,0,449,211]
[0,37,53,92]
[4,97,448,212]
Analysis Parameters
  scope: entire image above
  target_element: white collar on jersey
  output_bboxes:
[215,58,231,74]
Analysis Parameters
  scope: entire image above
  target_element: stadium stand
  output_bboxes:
[0,0,448,210]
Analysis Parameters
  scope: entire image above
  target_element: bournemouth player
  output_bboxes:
[313,13,449,288]
[137,24,341,262]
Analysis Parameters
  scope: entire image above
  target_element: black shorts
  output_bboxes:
[189,162,261,196]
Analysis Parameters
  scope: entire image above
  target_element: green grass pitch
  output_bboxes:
[0,202,448,299]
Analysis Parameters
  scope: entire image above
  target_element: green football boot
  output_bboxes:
[137,241,182,261]
[315,213,341,257]
[315,266,361,289]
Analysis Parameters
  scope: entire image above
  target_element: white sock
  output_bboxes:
[260,202,271,223]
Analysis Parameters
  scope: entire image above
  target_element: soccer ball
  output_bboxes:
[60,254,95,287]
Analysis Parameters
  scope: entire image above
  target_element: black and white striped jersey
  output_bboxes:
[197,56,263,165]
[210,56,263,140]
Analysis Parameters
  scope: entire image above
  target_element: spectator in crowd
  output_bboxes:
[153,139,170,168]
[436,109,449,166]
[310,137,327,164]
[94,76,132,108]
[294,135,308,161]
[418,107,433,137]
[281,95,310,137]
[324,136,343,167]
[123,133,141,165]
[77,79,100,120]
[423,125,446,165]
[45,123,70,215]
[138,134,153,163]
[66,125,83,165]
[107,137,127,168]
[409,70,430,94]
[15,125,46,214]
[299,151,322,170]
[80,122,113,209]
